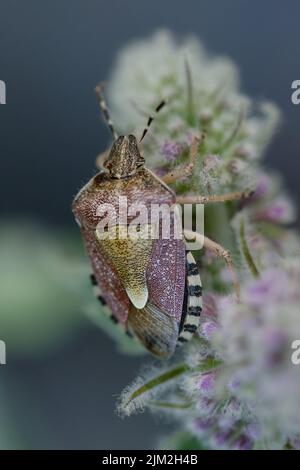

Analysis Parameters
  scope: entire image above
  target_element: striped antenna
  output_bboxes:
[95,83,118,140]
[139,99,167,142]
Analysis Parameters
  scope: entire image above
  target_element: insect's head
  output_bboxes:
[104,134,145,179]
[95,83,167,179]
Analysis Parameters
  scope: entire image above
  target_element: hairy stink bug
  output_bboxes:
[72,83,248,359]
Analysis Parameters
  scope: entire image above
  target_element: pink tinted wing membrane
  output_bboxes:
[82,227,130,325]
[147,238,186,324]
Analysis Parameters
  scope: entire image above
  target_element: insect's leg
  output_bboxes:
[95,148,110,170]
[95,82,118,140]
[176,188,254,204]
[162,135,204,185]
[183,230,240,301]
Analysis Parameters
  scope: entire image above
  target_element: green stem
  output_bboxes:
[124,358,222,410]
[125,363,189,405]
[184,58,195,126]
[239,218,260,278]
[193,357,222,373]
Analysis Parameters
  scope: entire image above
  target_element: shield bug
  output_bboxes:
[72,83,248,359]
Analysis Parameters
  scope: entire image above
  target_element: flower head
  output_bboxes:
[107,30,280,197]
[95,30,300,450]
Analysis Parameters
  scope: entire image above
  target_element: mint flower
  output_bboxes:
[208,263,300,448]
[161,140,184,161]
[117,263,300,449]
[107,30,280,197]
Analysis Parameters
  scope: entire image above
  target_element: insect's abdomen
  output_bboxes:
[178,251,202,344]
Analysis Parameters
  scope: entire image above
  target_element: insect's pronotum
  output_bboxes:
[72,83,251,359]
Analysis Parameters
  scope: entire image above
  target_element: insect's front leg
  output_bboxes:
[177,188,254,205]
[184,229,240,301]
[162,134,204,184]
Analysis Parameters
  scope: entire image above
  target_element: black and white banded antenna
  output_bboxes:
[139,99,168,142]
[95,82,118,140]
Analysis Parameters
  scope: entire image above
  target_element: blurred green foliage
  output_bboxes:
[0,221,88,357]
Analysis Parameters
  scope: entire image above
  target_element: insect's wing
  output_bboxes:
[96,225,154,310]
[147,238,186,323]
[81,226,130,326]
[128,302,179,359]
[125,237,186,358]
[131,242,201,357]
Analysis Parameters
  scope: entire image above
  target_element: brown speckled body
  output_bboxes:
[72,166,186,327]
[72,131,202,358]
[74,168,174,228]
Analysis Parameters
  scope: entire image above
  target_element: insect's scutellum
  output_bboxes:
[72,81,243,359]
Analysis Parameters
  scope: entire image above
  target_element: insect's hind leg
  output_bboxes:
[177,251,203,345]
[184,230,240,301]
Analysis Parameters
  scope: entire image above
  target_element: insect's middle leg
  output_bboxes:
[184,230,240,301]
[176,189,254,205]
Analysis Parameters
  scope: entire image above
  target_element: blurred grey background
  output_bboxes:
[0,0,299,449]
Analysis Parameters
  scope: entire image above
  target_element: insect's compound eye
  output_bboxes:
[103,158,112,169]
